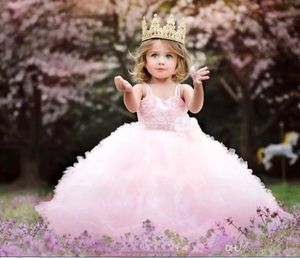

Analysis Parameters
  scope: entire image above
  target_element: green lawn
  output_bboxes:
[265,181,300,209]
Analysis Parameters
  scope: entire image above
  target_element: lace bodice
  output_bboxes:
[137,84,194,131]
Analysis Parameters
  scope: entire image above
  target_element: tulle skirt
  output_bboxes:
[35,120,293,242]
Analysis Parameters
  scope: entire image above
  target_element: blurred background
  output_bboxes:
[0,0,299,204]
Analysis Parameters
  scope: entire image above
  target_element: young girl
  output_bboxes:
[35,14,293,242]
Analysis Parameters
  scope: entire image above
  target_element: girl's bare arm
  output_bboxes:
[182,84,204,114]
[114,76,143,113]
[183,66,209,113]
[123,84,143,113]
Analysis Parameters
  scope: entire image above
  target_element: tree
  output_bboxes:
[173,0,300,167]
[0,0,112,186]
[1,0,299,185]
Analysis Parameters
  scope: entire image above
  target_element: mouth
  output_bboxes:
[156,68,166,72]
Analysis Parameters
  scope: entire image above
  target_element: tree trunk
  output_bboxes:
[14,147,47,187]
[239,86,256,169]
[223,60,257,169]
[219,71,257,169]
[13,79,47,187]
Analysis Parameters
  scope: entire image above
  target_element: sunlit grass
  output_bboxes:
[0,185,52,224]
[3,204,39,224]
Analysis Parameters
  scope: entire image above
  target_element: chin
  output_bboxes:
[154,75,171,80]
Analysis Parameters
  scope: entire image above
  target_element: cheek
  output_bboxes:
[145,58,154,67]
[145,60,155,73]
[145,59,150,68]
[172,60,178,69]
[145,63,151,72]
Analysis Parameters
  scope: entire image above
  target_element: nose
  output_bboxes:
[158,56,165,65]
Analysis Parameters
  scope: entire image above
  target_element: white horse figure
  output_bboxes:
[257,131,300,170]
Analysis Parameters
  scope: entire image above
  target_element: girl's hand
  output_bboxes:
[189,66,210,87]
[114,76,133,93]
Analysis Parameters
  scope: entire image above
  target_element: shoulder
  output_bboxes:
[133,83,146,97]
[133,83,145,91]
[179,84,193,91]
[179,83,193,96]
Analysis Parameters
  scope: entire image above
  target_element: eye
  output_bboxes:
[151,53,158,57]
[166,54,173,59]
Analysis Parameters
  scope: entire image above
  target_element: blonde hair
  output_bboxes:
[129,39,191,83]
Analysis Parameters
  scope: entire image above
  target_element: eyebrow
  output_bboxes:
[148,51,175,55]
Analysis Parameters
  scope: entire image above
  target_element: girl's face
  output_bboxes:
[145,40,178,82]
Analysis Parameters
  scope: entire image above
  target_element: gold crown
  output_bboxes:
[142,14,186,45]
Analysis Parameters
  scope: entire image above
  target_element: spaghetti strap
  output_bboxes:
[175,84,180,98]
[144,84,152,97]
[145,83,180,99]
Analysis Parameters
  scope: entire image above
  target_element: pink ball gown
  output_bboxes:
[35,83,293,242]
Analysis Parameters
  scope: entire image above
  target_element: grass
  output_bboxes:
[0,184,53,224]
[265,181,300,209]
[0,185,52,198]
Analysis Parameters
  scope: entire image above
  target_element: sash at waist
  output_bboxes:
[139,116,200,132]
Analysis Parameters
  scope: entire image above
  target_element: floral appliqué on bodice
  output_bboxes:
[137,84,199,133]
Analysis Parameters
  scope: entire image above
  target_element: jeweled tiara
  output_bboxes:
[142,14,186,45]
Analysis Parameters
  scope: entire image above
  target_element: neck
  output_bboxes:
[149,77,176,86]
